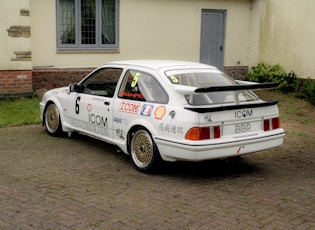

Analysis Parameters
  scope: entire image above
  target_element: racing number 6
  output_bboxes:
[75,96,81,114]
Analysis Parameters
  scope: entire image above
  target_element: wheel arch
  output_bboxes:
[43,99,64,128]
[126,120,158,154]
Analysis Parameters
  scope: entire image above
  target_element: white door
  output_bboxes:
[67,67,123,139]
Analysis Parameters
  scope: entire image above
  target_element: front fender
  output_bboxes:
[41,89,70,132]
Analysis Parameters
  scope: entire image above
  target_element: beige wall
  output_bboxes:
[30,0,253,69]
[260,0,315,78]
[0,0,31,70]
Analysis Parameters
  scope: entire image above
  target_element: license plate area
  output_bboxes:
[223,120,262,136]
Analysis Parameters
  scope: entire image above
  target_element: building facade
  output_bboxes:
[0,0,314,98]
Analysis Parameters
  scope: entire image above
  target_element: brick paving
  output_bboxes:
[0,125,314,229]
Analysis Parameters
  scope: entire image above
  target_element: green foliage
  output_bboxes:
[307,81,315,105]
[0,97,41,128]
[248,62,315,105]
[248,62,286,83]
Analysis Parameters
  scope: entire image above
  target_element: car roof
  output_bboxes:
[104,60,217,71]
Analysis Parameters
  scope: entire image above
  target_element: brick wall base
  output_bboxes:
[224,66,249,80]
[32,68,94,92]
[1,66,250,99]
[0,70,33,98]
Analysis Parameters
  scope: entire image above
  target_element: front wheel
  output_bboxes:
[130,128,161,173]
[44,103,62,136]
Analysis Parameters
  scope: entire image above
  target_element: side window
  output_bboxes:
[118,70,168,103]
[81,68,123,97]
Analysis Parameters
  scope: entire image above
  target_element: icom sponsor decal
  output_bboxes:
[141,104,154,116]
[235,109,253,118]
[154,106,166,120]
[69,116,109,136]
[119,101,140,114]
[70,96,109,136]
[88,113,108,127]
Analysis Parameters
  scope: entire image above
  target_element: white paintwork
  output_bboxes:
[40,60,285,162]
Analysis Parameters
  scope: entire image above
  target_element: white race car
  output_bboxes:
[40,60,285,173]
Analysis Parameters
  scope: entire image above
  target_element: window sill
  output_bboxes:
[56,49,120,54]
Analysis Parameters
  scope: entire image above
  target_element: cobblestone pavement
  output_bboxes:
[0,124,314,230]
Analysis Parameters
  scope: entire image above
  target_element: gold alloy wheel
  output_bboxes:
[45,103,60,134]
[131,129,154,169]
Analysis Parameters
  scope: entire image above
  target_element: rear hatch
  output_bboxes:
[193,100,280,139]
[165,68,281,140]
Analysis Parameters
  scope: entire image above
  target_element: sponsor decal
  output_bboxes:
[119,101,140,114]
[154,106,166,120]
[120,92,144,99]
[88,113,107,127]
[159,123,183,134]
[237,146,245,154]
[113,117,129,125]
[92,97,106,102]
[141,104,154,116]
[204,114,212,122]
[87,104,92,112]
[235,109,253,118]
[114,117,122,123]
[69,117,109,137]
[116,128,125,140]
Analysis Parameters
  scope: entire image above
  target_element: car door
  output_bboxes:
[67,67,123,140]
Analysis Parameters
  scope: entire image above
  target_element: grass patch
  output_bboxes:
[0,97,41,128]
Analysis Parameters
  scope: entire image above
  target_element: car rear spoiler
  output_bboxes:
[195,82,278,93]
[174,82,278,94]
[184,100,279,113]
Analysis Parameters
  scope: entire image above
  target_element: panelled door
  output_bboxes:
[200,10,226,71]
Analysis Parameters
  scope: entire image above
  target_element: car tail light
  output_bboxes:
[264,117,281,131]
[185,126,221,140]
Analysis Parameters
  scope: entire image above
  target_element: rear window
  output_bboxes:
[165,69,258,105]
[119,70,168,104]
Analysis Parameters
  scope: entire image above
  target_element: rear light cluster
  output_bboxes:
[185,126,221,140]
[264,117,281,131]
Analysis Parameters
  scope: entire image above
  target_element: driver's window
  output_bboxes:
[82,68,123,97]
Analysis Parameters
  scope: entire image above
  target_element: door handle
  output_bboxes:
[104,101,110,106]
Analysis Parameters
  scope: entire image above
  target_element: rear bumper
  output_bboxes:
[154,129,285,162]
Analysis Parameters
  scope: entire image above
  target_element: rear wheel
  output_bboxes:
[45,103,62,136]
[130,128,160,173]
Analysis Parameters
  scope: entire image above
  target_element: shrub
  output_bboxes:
[248,62,315,105]
[248,62,286,83]
[308,81,315,105]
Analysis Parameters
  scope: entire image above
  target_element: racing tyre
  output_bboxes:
[130,128,161,173]
[45,103,62,136]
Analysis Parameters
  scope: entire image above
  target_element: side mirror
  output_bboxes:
[69,84,81,93]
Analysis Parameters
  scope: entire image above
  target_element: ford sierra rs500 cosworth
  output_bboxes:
[40,60,285,173]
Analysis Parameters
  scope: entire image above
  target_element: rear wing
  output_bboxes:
[184,100,278,113]
[194,82,278,93]
[174,82,278,94]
